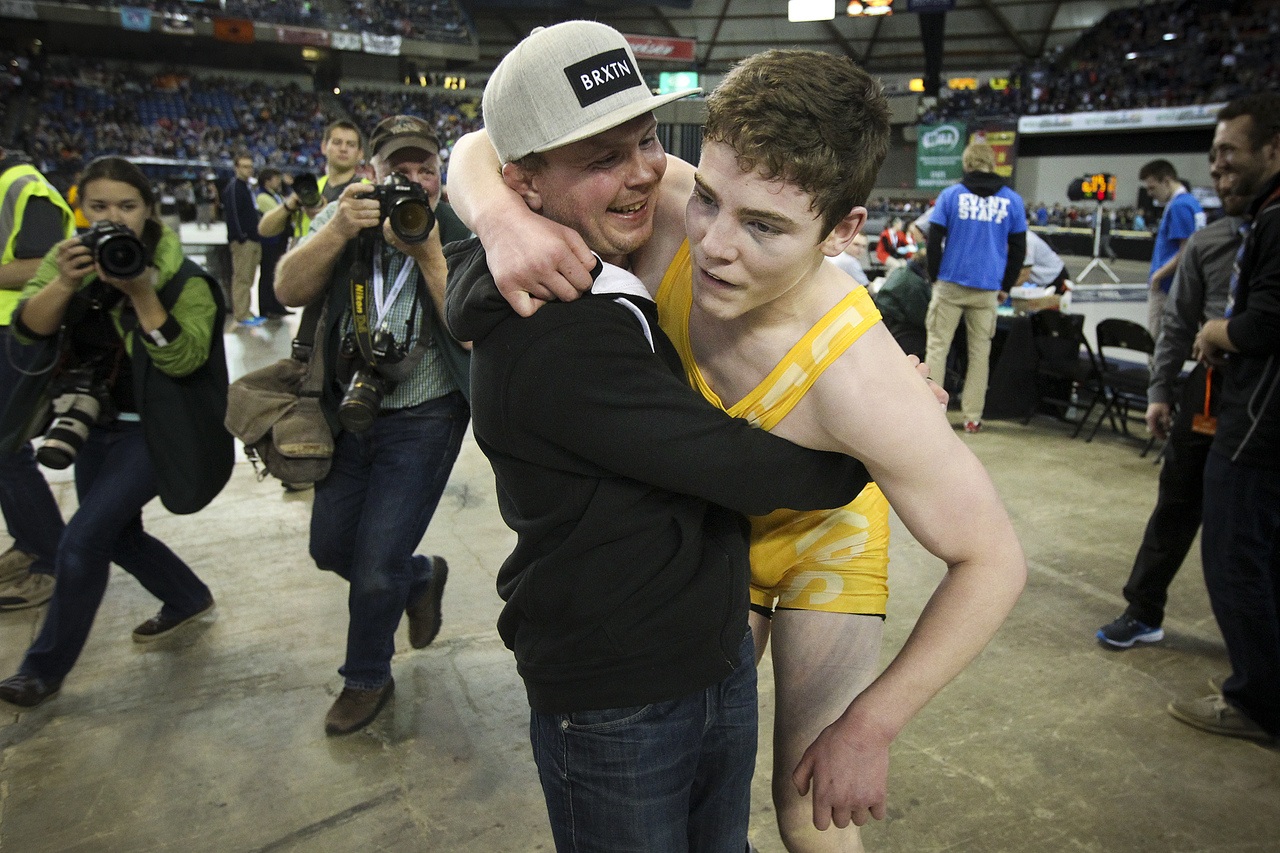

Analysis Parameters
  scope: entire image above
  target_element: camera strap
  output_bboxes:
[348,233,431,376]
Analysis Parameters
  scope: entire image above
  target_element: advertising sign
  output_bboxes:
[916,122,965,189]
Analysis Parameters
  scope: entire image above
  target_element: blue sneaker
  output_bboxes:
[1096,614,1164,649]
[238,316,268,327]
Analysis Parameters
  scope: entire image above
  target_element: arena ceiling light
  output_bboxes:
[788,0,835,22]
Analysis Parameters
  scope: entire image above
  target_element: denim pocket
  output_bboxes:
[563,703,654,732]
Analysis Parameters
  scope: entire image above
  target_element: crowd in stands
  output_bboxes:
[339,85,481,168]
[8,56,482,191]
[924,0,1280,123]
[21,59,333,177]
[339,0,470,43]
[35,0,472,44]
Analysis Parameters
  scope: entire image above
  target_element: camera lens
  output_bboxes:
[97,233,147,279]
[37,390,101,469]
[389,198,433,243]
[293,173,322,208]
[338,369,386,433]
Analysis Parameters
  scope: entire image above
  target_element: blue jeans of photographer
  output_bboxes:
[21,421,212,681]
[309,391,469,690]
[530,630,758,853]
[0,325,65,575]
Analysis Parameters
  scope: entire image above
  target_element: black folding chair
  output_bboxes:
[1087,318,1157,454]
[1023,311,1104,437]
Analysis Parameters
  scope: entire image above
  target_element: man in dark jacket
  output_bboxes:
[923,142,1027,433]
[445,21,871,852]
[222,152,264,326]
[1170,93,1280,744]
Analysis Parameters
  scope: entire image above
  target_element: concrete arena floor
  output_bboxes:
[1,252,1276,852]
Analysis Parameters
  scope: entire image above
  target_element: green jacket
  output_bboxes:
[2,226,233,514]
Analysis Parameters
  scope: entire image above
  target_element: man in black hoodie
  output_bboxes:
[923,141,1028,434]
[445,21,871,853]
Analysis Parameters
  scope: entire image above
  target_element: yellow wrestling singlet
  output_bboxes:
[657,241,891,615]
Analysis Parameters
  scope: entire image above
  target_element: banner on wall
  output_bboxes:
[331,31,361,52]
[624,34,696,62]
[213,17,255,43]
[0,0,37,19]
[915,122,966,188]
[361,32,402,55]
[120,6,152,31]
[276,26,329,47]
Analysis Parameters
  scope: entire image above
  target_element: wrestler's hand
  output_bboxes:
[486,211,597,317]
[907,354,949,407]
[793,720,890,830]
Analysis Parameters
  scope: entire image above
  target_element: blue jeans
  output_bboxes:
[21,421,212,681]
[530,630,758,853]
[1201,450,1280,736]
[0,326,65,574]
[309,392,469,690]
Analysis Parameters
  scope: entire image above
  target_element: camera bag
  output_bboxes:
[225,299,333,483]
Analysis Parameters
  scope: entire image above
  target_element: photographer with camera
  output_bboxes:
[0,156,233,709]
[274,115,469,735]
[0,144,73,611]
[258,120,366,243]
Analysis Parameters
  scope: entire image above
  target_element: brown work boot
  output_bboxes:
[325,679,395,736]
[0,547,36,586]
[0,673,62,708]
[406,556,449,649]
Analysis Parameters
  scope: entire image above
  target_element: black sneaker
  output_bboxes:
[1096,614,1164,649]
[132,597,216,643]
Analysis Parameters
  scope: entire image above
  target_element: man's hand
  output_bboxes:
[1145,401,1173,441]
[485,214,596,317]
[1193,318,1232,368]
[328,184,381,242]
[792,720,890,830]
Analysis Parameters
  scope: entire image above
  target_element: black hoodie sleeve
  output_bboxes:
[1002,231,1027,291]
[926,223,945,282]
[491,304,871,517]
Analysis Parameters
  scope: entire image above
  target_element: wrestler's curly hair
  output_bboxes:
[704,49,891,237]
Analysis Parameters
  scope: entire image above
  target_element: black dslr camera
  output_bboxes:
[80,220,148,279]
[291,172,323,208]
[337,329,409,433]
[369,173,434,244]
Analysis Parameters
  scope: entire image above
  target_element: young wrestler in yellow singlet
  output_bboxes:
[659,241,892,621]
[448,45,1026,853]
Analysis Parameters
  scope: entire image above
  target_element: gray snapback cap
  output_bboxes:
[483,20,701,164]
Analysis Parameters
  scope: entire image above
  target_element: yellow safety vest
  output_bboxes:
[294,173,371,239]
[0,163,76,325]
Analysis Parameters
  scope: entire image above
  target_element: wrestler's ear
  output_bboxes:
[819,206,868,258]
[501,162,544,212]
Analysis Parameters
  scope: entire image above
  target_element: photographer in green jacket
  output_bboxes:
[0,156,232,709]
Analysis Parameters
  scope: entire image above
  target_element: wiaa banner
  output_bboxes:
[916,122,965,189]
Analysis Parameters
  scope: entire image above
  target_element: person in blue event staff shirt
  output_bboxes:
[1140,159,1205,341]
[924,141,1027,435]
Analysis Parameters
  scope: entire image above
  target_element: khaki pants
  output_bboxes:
[924,279,1000,424]
[229,239,262,321]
